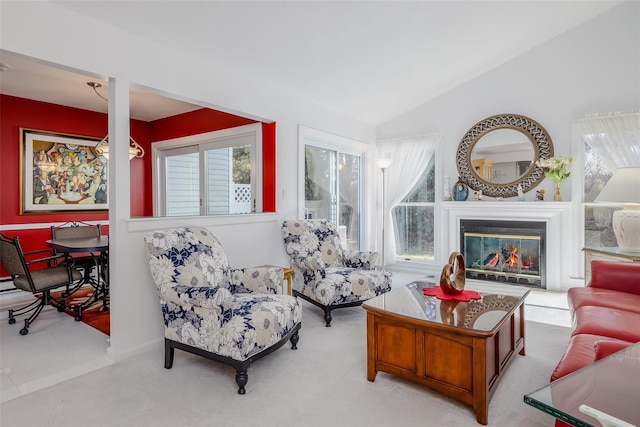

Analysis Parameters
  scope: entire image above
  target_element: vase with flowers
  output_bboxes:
[535,156,575,201]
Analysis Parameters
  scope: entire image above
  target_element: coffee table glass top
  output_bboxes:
[363,280,529,333]
[524,342,640,427]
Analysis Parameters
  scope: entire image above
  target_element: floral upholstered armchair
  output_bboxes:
[281,219,392,326]
[144,226,302,394]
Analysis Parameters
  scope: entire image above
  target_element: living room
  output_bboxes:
[1,1,639,426]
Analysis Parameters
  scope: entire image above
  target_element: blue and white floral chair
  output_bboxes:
[144,226,302,394]
[281,219,392,326]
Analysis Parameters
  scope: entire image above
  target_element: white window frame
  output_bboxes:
[152,123,262,216]
[392,157,436,264]
[298,125,371,249]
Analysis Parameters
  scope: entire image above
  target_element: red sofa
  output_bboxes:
[551,260,640,381]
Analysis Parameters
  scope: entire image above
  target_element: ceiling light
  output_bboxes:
[87,81,144,160]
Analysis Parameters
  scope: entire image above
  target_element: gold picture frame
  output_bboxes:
[20,128,108,213]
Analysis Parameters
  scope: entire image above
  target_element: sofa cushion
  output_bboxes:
[551,333,632,381]
[568,287,640,315]
[572,306,640,342]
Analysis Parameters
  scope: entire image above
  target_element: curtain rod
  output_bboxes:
[572,110,640,122]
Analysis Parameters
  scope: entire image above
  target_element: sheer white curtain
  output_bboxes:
[376,135,440,263]
[573,110,640,169]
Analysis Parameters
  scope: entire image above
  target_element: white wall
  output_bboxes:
[377,1,640,284]
[3,0,638,360]
[1,2,376,360]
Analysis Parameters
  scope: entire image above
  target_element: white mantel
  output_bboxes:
[440,201,574,292]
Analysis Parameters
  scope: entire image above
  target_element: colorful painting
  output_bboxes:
[21,128,108,213]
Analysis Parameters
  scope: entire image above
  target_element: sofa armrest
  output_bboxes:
[589,260,640,295]
[342,250,380,270]
[157,282,232,311]
[230,267,284,294]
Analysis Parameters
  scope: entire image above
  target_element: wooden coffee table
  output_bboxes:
[363,280,529,425]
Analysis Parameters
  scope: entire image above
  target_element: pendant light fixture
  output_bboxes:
[87,82,144,160]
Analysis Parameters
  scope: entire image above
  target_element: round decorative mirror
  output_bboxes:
[456,114,554,198]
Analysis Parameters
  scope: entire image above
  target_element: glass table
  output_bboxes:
[524,341,640,427]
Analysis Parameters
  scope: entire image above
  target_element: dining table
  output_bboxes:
[46,235,109,319]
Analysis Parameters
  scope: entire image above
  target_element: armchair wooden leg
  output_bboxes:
[323,308,333,327]
[235,370,248,395]
[164,339,174,369]
[290,330,299,349]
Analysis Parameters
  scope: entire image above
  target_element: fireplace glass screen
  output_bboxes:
[461,220,545,288]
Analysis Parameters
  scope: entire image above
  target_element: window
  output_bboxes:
[304,146,361,250]
[392,155,436,260]
[300,126,365,251]
[583,142,618,248]
[575,111,640,250]
[154,124,261,216]
[377,134,439,263]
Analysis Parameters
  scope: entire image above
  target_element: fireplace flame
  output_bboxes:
[503,247,518,269]
[486,252,499,267]
[482,246,535,271]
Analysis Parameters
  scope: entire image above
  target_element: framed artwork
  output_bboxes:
[20,128,108,213]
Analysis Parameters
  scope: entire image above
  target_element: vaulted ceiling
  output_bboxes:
[1,1,622,125]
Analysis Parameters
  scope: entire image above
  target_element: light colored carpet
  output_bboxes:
[0,298,569,427]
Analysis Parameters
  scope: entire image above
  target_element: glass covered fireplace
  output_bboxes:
[460,219,546,288]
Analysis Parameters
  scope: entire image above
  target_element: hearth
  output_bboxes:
[460,219,546,288]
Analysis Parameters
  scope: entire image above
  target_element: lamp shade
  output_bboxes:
[595,166,640,253]
[94,136,145,161]
[595,167,640,204]
[375,158,392,170]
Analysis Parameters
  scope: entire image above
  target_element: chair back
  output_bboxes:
[0,234,34,292]
[282,220,344,267]
[144,226,232,289]
[51,221,101,240]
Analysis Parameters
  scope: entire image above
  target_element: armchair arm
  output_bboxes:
[342,250,380,270]
[24,248,54,258]
[156,282,232,311]
[230,267,284,294]
[25,252,68,269]
[289,254,326,278]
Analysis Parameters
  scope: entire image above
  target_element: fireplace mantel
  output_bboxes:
[441,201,573,292]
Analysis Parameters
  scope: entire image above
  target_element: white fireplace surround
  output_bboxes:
[441,201,573,292]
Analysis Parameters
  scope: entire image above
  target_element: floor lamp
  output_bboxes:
[376,159,391,268]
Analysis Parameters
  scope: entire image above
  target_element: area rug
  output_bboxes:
[51,286,110,336]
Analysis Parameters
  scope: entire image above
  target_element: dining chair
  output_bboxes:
[50,221,102,288]
[0,233,82,335]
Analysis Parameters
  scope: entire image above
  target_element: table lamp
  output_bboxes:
[595,166,640,252]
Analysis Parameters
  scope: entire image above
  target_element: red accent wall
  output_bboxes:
[130,120,153,217]
[1,96,276,276]
[262,122,276,212]
[0,95,111,225]
[149,108,255,141]
[0,95,144,276]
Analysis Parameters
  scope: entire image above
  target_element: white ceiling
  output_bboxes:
[0,1,622,125]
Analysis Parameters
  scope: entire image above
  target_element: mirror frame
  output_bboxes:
[456,113,554,198]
